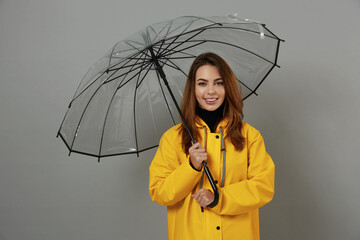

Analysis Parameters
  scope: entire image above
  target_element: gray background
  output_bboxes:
[0,0,359,239]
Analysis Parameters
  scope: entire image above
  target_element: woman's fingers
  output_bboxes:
[189,142,204,152]
[189,142,207,170]
[191,189,215,207]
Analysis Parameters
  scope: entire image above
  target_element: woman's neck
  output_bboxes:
[196,103,225,133]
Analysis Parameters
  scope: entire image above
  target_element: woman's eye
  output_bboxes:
[198,82,206,86]
[216,82,224,85]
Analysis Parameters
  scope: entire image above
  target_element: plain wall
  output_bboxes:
[1,0,359,239]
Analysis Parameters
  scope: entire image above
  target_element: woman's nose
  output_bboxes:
[207,87,215,95]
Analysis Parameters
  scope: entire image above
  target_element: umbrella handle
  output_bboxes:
[203,162,219,208]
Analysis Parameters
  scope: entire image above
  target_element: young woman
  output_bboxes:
[149,52,275,240]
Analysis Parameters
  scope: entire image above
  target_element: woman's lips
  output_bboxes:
[205,98,218,105]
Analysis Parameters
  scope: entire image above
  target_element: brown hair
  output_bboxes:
[180,52,245,154]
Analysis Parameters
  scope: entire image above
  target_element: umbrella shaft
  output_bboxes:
[148,46,195,144]
[148,46,219,208]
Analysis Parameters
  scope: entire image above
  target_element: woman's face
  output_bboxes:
[195,65,225,111]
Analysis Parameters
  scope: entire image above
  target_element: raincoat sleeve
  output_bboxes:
[149,128,202,206]
[211,128,275,216]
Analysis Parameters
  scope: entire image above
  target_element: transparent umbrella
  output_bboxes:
[57,15,283,203]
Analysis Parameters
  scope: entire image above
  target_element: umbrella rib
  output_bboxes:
[111,39,147,57]
[105,60,152,86]
[107,50,151,76]
[116,61,153,89]
[152,23,171,56]
[161,36,276,67]
[162,56,196,60]
[111,48,139,57]
[108,61,145,72]
[164,17,217,40]
[70,69,110,104]
[71,51,144,104]
[124,39,147,49]
[160,58,188,77]
[158,59,188,99]
[98,51,148,158]
[238,79,257,96]
[107,51,149,72]
[151,21,222,55]
[162,24,280,65]
[145,25,162,45]
[107,50,144,71]
[108,44,116,71]
[251,43,280,95]
[69,51,148,155]
[152,34,183,59]
[158,18,192,40]
[159,49,197,59]
[69,82,105,152]
[274,36,281,66]
[242,39,281,99]
[132,52,155,155]
[67,57,136,150]
[116,49,151,89]
[180,16,222,26]
[148,19,267,59]
[150,19,173,43]
[151,38,200,59]
[158,20,173,44]
[135,61,153,88]
[57,143,160,159]
[187,39,277,66]
[156,44,198,58]
[173,19,197,36]
[154,68,176,126]
[109,44,153,68]
[262,25,285,42]
[157,29,206,58]
[107,57,152,72]
[160,41,206,58]
[205,25,280,41]
[152,23,206,46]
[147,27,199,60]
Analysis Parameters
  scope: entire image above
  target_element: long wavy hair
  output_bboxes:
[180,52,245,154]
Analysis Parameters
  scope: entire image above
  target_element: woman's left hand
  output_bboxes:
[192,189,215,207]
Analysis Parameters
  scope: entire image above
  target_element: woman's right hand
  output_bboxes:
[189,142,207,170]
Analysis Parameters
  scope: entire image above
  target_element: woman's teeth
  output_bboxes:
[205,98,217,104]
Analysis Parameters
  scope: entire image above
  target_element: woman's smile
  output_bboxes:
[195,65,225,111]
[204,98,218,104]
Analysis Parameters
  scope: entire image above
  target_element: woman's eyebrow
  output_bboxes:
[196,78,223,81]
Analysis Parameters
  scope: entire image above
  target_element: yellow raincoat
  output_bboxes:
[149,118,275,240]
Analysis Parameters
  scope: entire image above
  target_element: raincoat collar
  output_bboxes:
[195,116,229,134]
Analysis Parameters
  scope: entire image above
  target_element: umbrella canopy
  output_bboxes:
[57,15,283,158]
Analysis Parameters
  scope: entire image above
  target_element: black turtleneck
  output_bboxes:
[196,103,225,133]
